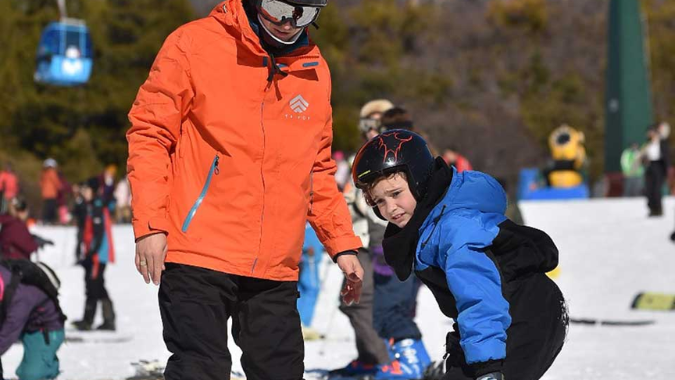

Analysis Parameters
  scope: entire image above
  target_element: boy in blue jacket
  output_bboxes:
[351,130,567,380]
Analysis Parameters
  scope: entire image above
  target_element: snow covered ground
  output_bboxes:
[3,197,675,379]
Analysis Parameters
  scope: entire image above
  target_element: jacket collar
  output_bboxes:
[211,0,318,60]
[382,158,453,281]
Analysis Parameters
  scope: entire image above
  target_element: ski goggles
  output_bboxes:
[358,117,382,134]
[257,0,322,28]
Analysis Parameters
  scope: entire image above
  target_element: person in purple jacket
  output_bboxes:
[0,264,65,380]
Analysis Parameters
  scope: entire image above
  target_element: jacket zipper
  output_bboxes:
[253,96,267,274]
[421,205,446,249]
[181,153,220,233]
[308,169,314,215]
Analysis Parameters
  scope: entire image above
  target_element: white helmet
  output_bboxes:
[43,158,58,168]
[358,99,394,134]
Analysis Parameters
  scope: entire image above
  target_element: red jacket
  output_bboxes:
[0,171,18,200]
[127,0,361,281]
[0,215,37,260]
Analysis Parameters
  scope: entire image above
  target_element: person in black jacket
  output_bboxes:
[643,122,670,217]
[71,177,116,331]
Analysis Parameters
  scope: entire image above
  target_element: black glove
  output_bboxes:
[31,234,55,249]
[476,372,505,380]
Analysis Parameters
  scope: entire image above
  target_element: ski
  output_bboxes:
[126,361,246,380]
[570,317,655,326]
[631,292,675,311]
[66,334,134,344]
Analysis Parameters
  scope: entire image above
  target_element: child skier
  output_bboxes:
[72,178,116,331]
[351,130,567,380]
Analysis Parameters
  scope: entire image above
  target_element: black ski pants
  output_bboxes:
[84,261,109,301]
[159,263,304,380]
[442,273,568,380]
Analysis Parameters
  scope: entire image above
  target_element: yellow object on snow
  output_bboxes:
[548,125,586,188]
[546,266,561,279]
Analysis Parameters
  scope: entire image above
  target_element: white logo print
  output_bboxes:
[290,95,309,113]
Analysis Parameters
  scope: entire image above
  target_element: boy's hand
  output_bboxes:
[135,232,167,285]
[336,253,363,306]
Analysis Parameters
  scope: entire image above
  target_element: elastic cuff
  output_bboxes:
[132,216,170,241]
[332,250,358,263]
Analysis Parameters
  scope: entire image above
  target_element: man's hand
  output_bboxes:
[336,254,363,306]
[135,232,167,285]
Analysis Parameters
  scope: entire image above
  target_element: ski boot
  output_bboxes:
[71,320,92,331]
[96,298,116,331]
[72,298,96,331]
[374,339,431,379]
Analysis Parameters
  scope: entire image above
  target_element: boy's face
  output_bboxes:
[369,173,417,228]
[259,15,303,42]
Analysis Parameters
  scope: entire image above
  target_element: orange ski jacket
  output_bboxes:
[127,0,361,281]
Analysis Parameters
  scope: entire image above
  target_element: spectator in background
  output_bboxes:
[359,99,394,140]
[0,198,37,260]
[56,171,72,225]
[620,142,644,197]
[71,182,87,263]
[333,151,350,192]
[0,162,19,214]
[100,164,117,207]
[643,122,670,217]
[331,99,394,377]
[0,261,65,380]
[380,106,414,131]
[381,106,439,156]
[113,175,131,224]
[39,158,61,225]
[297,223,324,341]
[442,147,473,173]
[72,178,116,331]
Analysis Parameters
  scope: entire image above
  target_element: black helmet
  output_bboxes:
[352,129,434,210]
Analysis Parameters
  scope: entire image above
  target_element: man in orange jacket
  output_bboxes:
[127,1,363,379]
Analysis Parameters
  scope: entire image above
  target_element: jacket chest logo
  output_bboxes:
[290,95,309,113]
[285,94,312,121]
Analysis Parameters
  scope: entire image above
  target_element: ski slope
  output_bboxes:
[2,197,675,379]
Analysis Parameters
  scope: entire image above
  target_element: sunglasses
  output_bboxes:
[359,117,382,134]
[258,0,321,28]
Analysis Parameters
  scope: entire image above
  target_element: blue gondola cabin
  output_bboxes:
[34,20,93,86]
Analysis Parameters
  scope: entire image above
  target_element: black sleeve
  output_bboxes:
[470,359,504,378]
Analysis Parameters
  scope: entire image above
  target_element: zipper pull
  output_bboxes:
[214,154,220,175]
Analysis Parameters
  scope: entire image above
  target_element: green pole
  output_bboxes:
[605,0,654,173]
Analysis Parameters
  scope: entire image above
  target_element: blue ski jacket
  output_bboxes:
[382,159,560,375]
[415,167,509,364]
